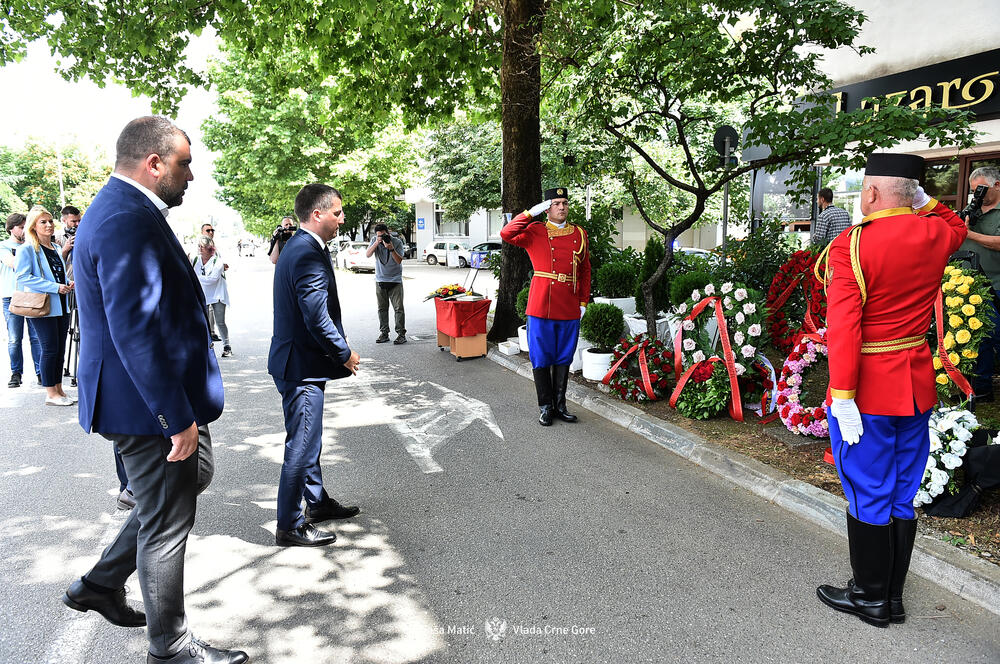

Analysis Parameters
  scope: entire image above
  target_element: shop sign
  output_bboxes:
[829,48,1000,120]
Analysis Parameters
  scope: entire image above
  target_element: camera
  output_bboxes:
[274,225,294,239]
[960,184,989,225]
[64,226,77,237]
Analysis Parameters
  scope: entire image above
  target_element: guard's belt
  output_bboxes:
[860,334,926,354]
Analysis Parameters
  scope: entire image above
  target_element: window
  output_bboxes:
[488,209,504,238]
[923,159,960,210]
[434,205,469,236]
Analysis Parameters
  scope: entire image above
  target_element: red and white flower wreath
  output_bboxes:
[604,334,674,402]
[774,331,829,437]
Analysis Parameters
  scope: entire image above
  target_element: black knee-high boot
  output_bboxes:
[889,516,917,623]
[551,365,577,422]
[816,512,892,627]
[533,368,554,426]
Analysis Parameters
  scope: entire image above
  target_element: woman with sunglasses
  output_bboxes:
[194,236,232,357]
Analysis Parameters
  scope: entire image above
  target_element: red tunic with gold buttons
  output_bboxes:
[824,199,967,416]
[500,211,591,320]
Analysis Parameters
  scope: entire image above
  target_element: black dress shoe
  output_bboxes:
[305,497,360,524]
[375,334,390,343]
[62,578,146,627]
[275,523,337,547]
[148,638,249,663]
[210,333,222,342]
[7,372,20,388]
[117,488,136,510]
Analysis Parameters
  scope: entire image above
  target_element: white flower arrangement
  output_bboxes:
[682,319,695,331]
[683,338,697,351]
[704,284,715,296]
[692,350,706,363]
[721,282,733,294]
[691,289,701,301]
[914,406,978,507]
[735,311,745,324]
[742,302,756,315]
[735,288,747,301]
[748,323,761,337]
[733,331,745,346]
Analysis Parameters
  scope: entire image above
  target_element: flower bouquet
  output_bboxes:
[913,406,977,507]
[425,284,466,301]
[674,360,731,419]
[775,331,829,437]
[765,249,826,354]
[606,334,674,402]
[933,264,995,400]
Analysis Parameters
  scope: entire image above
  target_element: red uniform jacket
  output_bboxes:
[500,211,591,320]
[825,199,967,416]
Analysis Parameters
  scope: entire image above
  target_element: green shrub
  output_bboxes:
[580,302,625,352]
[595,261,639,299]
[723,217,796,293]
[515,285,530,322]
[634,236,671,317]
[669,270,712,306]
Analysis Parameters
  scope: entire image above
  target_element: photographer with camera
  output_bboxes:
[59,206,81,281]
[956,166,1000,401]
[366,223,406,344]
[268,215,297,265]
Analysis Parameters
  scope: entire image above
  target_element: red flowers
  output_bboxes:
[766,250,827,353]
[690,361,716,384]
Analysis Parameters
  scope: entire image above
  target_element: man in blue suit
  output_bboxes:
[61,117,248,664]
[269,183,361,547]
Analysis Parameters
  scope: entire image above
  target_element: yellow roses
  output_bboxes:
[962,304,976,316]
[970,294,983,305]
[936,373,949,385]
[949,314,964,328]
[956,329,972,344]
[970,317,983,330]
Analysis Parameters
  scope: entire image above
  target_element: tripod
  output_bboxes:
[64,291,81,387]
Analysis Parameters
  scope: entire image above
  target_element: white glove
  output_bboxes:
[580,305,587,319]
[912,185,931,209]
[527,199,552,218]
[830,397,864,445]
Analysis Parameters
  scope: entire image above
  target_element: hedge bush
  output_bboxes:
[634,236,671,317]
[515,285,530,322]
[595,261,639,299]
[580,302,625,352]
[669,270,713,306]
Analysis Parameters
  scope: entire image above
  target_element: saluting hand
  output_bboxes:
[527,199,552,219]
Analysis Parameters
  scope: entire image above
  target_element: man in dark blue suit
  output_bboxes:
[61,117,248,664]
[269,183,361,547]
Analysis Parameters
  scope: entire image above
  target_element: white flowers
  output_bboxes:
[682,320,695,331]
[734,362,746,376]
[733,331,745,346]
[915,406,978,507]
[677,303,688,314]
[734,288,747,301]
[740,344,756,358]
[721,282,733,294]
[748,323,761,337]
[742,302,756,315]
[691,289,701,301]
[704,284,716,296]
[735,311,745,325]
[724,297,734,309]
[683,338,696,351]
[692,350,706,363]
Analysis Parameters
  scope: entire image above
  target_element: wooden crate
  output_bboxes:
[449,333,487,360]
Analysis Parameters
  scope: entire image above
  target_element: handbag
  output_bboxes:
[9,291,50,318]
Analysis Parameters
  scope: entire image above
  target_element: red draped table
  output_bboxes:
[434,297,491,361]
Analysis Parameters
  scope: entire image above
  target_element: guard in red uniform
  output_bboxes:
[501,187,591,426]
[816,153,967,627]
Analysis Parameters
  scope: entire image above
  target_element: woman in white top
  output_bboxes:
[194,236,232,357]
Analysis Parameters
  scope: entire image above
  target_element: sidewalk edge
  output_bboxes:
[486,348,1000,617]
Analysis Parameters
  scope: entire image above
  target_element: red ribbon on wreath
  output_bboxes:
[670,296,744,422]
[766,251,826,353]
[601,340,656,399]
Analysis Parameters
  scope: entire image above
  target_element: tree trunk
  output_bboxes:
[489,0,545,343]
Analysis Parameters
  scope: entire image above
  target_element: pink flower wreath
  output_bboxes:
[775,331,829,437]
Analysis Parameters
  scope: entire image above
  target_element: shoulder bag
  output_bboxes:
[9,291,50,318]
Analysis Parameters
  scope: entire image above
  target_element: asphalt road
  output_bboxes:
[0,252,997,664]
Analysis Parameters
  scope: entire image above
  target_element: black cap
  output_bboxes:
[864,153,924,180]
[544,187,569,201]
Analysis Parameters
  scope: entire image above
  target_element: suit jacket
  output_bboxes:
[268,230,352,382]
[825,199,967,416]
[74,177,224,436]
[500,211,591,320]
[14,242,69,317]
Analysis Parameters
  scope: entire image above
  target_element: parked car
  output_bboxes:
[337,241,376,272]
[422,240,471,267]
[463,241,502,268]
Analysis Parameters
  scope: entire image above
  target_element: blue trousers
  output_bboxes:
[829,404,932,524]
[527,316,580,369]
[27,314,68,387]
[972,289,1000,394]
[274,378,330,531]
[2,296,42,376]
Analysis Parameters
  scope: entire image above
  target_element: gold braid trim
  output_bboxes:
[849,225,866,306]
[860,335,926,354]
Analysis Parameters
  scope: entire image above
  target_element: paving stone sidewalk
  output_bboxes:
[487,347,1000,618]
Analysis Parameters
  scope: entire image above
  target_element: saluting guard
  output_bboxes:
[817,153,967,627]
[501,187,591,426]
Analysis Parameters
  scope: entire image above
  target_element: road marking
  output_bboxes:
[329,370,504,473]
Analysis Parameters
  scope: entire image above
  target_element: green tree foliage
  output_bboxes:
[425,120,502,225]
[0,140,111,216]
[721,217,797,294]
[202,45,420,238]
[547,0,978,337]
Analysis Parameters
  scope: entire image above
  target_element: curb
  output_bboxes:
[486,348,1000,617]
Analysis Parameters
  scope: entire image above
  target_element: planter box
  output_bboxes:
[593,296,637,316]
[498,340,520,355]
[582,347,613,381]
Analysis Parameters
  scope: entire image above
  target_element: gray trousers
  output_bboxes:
[84,426,214,658]
[205,302,229,346]
[376,281,405,336]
